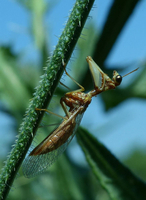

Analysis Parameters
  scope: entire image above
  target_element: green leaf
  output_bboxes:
[93,0,140,66]
[77,126,146,200]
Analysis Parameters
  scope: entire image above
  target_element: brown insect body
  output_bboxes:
[30,105,88,156]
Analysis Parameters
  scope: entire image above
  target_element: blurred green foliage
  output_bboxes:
[0,0,146,200]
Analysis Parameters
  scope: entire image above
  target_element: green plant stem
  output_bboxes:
[0,0,94,199]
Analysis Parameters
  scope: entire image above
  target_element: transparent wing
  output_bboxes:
[22,112,84,178]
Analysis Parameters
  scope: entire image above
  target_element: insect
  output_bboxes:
[22,56,138,178]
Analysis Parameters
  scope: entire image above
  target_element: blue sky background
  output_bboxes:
[0,0,146,164]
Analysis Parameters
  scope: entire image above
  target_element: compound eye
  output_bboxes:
[116,75,122,84]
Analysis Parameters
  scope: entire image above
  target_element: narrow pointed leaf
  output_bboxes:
[77,126,146,200]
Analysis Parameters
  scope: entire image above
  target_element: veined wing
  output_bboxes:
[22,107,84,178]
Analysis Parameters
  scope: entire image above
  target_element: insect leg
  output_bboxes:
[35,108,65,119]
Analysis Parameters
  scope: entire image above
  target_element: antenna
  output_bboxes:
[122,67,139,78]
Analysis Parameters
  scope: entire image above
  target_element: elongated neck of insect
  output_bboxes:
[88,88,102,97]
